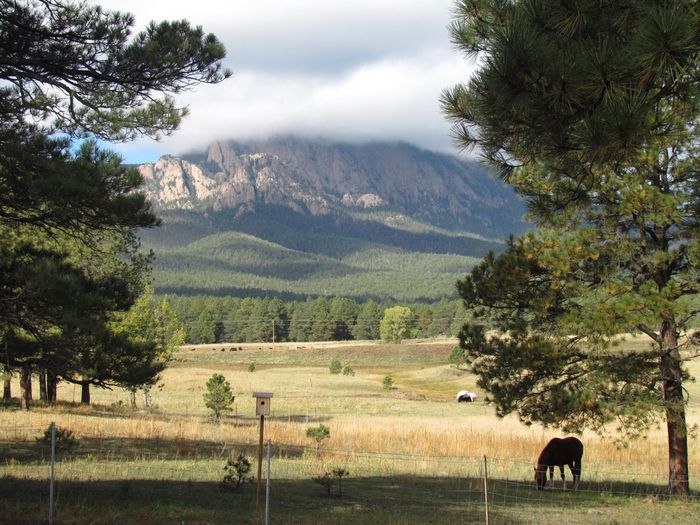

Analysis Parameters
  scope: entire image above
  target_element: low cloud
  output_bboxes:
[95,0,475,162]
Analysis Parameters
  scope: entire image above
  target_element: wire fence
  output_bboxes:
[1,423,698,524]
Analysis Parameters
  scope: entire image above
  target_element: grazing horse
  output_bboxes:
[534,437,583,490]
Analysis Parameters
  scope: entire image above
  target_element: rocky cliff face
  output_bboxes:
[139,156,216,209]
[138,136,527,238]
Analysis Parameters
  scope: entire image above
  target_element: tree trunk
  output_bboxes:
[80,382,90,405]
[3,378,10,400]
[143,387,151,409]
[39,370,48,401]
[660,320,690,495]
[19,366,32,410]
[129,387,137,408]
[46,371,58,403]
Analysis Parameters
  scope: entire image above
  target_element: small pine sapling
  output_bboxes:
[305,423,330,456]
[311,468,350,497]
[222,453,252,491]
[203,373,235,422]
[312,472,334,496]
[333,468,350,497]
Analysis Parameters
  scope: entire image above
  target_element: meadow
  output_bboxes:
[1,338,699,524]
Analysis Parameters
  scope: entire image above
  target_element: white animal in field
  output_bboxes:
[456,390,477,402]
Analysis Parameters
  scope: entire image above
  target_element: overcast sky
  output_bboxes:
[95,0,475,164]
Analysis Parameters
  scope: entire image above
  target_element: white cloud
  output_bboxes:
[94,0,475,162]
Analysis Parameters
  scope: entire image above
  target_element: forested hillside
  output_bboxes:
[143,209,486,301]
[138,138,527,300]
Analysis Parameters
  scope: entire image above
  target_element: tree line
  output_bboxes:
[166,296,468,344]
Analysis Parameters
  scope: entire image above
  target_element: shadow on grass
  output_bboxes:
[0,435,313,463]
[1,399,332,427]
[0,475,508,525]
[2,473,697,525]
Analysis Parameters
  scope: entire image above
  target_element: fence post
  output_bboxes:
[483,455,489,525]
[265,439,271,525]
[49,421,56,525]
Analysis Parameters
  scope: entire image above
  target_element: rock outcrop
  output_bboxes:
[138,136,527,238]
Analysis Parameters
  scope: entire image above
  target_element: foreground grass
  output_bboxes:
[2,338,699,524]
[2,472,699,525]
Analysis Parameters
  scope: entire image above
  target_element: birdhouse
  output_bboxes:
[252,392,273,416]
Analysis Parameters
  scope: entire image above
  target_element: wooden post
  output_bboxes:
[256,414,265,506]
[265,439,271,525]
[272,320,275,345]
[483,455,489,525]
[49,422,56,525]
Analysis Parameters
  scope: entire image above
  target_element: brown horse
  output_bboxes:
[534,437,583,490]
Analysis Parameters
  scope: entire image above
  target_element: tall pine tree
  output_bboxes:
[442,0,700,494]
[0,0,229,404]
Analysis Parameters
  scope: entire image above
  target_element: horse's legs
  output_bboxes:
[572,460,581,489]
[548,465,554,481]
[559,465,566,490]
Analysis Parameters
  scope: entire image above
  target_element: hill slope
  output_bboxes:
[137,137,527,300]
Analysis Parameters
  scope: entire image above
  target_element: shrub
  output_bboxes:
[305,423,330,455]
[383,375,394,390]
[222,453,252,491]
[312,468,350,497]
[311,472,333,496]
[248,362,256,373]
[333,468,350,497]
[342,365,355,376]
[203,373,235,422]
[448,345,469,370]
[36,424,78,453]
[329,358,342,374]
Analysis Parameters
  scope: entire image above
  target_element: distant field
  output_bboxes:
[2,337,699,524]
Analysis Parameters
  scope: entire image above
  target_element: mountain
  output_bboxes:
[137,137,528,301]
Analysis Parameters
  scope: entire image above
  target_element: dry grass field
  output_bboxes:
[1,337,699,524]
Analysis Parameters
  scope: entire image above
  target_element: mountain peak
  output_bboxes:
[139,136,526,238]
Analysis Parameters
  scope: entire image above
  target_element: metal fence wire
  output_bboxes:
[1,423,698,525]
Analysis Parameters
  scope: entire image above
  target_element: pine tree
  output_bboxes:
[352,300,382,340]
[311,300,334,342]
[203,373,235,422]
[329,297,359,341]
[442,0,700,494]
[1,0,229,406]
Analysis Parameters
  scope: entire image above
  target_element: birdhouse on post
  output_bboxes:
[252,391,273,506]
[253,392,273,416]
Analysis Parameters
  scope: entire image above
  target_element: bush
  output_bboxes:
[36,424,78,453]
[448,345,469,370]
[333,468,350,497]
[312,468,350,497]
[305,423,330,455]
[329,358,342,374]
[311,472,333,496]
[342,365,355,376]
[203,373,235,422]
[248,362,256,372]
[383,375,394,390]
[222,453,252,491]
